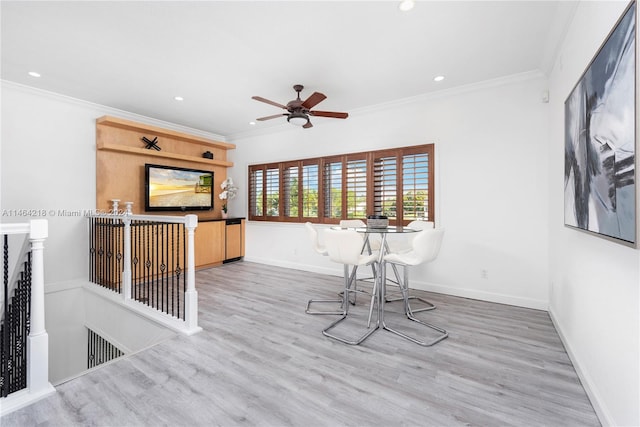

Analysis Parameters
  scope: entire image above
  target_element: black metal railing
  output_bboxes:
[88,217,187,319]
[0,235,32,397]
[130,220,186,320]
[89,217,124,292]
[87,328,123,369]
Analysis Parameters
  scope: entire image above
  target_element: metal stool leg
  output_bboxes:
[384,263,436,313]
[323,263,379,345]
[307,265,358,314]
[381,262,447,346]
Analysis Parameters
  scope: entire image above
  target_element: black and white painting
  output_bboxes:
[565,1,636,246]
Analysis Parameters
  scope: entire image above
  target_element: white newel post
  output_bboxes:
[183,214,201,335]
[26,219,55,398]
[122,215,132,300]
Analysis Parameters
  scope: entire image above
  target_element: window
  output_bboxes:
[249,167,263,218]
[302,163,319,218]
[402,150,431,221]
[248,144,434,225]
[265,167,279,217]
[283,163,299,218]
[373,154,398,219]
[323,158,342,219]
[346,156,367,219]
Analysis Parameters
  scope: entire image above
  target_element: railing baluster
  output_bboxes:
[2,235,9,397]
[85,214,199,333]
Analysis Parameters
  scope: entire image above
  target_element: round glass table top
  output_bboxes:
[332,225,418,234]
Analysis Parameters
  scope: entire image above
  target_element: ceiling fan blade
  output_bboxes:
[256,113,287,121]
[303,121,314,129]
[301,92,326,109]
[309,110,349,119]
[252,96,287,109]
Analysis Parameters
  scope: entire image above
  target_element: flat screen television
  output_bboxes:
[144,163,214,212]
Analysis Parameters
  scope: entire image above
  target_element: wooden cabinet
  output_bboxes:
[194,218,245,268]
[195,221,225,268]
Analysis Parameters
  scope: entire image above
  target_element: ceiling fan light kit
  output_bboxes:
[287,112,309,127]
[252,84,348,129]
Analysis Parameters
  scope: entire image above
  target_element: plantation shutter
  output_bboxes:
[373,154,398,219]
[302,162,319,218]
[283,163,299,218]
[265,166,279,217]
[249,167,264,217]
[402,152,430,221]
[323,158,342,219]
[345,156,367,219]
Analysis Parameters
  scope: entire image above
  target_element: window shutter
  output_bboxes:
[302,163,319,218]
[323,160,342,219]
[346,157,367,219]
[373,155,398,219]
[283,164,299,218]
[249,167,264,217]
[402,152,430,221]
[265,167,279,216]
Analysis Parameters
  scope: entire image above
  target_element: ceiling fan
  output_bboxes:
[252,84,349,129]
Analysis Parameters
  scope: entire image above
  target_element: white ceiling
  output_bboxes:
[1,1,577,139]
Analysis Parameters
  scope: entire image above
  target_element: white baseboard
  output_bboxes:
[409,280,548,311]
[244,257,548,311]
[548,309,610,427]
[244,256,341,278]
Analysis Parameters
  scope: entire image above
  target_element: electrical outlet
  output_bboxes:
[480,269,488,279]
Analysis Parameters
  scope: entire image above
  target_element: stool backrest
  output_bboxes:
[324,229,366,265]
[305,222,327,255]
[407,220,434,231]
[412,228,445,264]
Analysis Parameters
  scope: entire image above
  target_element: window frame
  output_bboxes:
[247,143,435,226]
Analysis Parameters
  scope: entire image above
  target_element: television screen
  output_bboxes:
[145,164,214,211]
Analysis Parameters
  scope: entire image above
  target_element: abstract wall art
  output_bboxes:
[565,1,637,246]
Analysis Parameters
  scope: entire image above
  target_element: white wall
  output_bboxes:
[2,85,99,284]
[547,1,639,426]
[229,73,551,310]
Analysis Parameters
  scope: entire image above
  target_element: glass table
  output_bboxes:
[331,225,423,344]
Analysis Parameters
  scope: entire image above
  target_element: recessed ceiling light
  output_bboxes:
[28,71,41,78]
[434,75,445,82]
[174,96,184,101]
[398,0,415,12]
[249,121,256,126]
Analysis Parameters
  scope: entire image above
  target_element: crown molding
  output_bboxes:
[1,80,227,142]
[228,70,547,141]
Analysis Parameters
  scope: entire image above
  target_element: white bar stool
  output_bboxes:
[385,220,437,313]
[321,228,380,345]
[382,228,448,346]
[304,222,346,315]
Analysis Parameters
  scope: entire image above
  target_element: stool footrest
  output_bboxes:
[322,315,378,345]
[305,298,345,315]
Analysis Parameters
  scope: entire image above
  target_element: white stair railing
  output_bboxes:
[0,219,56,416]
[87,213,201,336]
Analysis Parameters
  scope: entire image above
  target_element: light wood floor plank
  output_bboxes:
[1,261,600,426]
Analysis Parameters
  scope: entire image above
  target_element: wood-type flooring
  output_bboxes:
[1,262,600,426]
